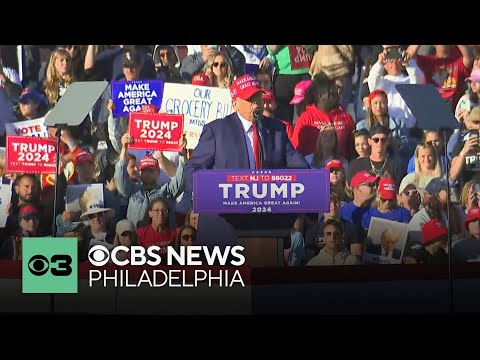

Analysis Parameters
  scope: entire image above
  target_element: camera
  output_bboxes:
[385,46,403,61]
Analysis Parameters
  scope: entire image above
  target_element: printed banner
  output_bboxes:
[5,118,49,138]
[65,183,104,214]
[6,136,57,174]
[288,45,313,70]
[160,83,234,149]
[362,217,408,265]
[112,79,164,118]
[128,112,184,151]
[193,169,330,214]
[0,178,12,228]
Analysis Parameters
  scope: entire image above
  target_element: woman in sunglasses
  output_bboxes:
[398,183,421,217]
[362,177,411,230]
[176,225,197,249]
[203,51,234,89]
[399,142,443,196]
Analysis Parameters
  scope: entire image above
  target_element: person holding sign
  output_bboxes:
[115,132,185,229]
[182,74,309,208]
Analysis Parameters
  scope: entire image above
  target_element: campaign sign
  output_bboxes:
[160,83,234,149]
[289,45,313,70]
[6,117,49,138]
[193,169,330,214]
[128,112,184,151]
[6,136,57,174]
[112,79,164,118]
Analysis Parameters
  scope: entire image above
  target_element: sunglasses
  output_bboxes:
[403,189,418,197]
[182,234,195,241]
[381,198,395,203]
[360,182,377,188]
[426,140,440,146]
[87,213,104,220]
[213,62,227,69]
[329,168,342,173]
[371,137,388,144]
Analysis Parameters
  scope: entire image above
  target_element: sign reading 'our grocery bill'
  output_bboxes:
[193,169,330,214]
[6,136,57,174]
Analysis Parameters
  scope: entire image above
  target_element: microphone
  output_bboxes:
[253,110,265,169]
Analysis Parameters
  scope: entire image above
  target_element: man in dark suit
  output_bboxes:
[180,74,309,254]
[183,73,310,205]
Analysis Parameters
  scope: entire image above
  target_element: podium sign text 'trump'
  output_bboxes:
[193,169,330,214]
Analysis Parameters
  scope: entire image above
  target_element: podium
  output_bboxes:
[196,213,297,267]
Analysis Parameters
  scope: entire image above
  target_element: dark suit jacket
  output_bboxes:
[367,244,402,260]
[183,112,310,203]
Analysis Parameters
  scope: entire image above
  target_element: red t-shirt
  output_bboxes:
[416,54,471,110]
[137,225,177,257]
[291,105,355,159]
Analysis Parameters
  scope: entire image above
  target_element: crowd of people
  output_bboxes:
[0,44,479,266]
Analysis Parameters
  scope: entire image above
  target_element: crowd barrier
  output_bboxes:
[1,260,479,315]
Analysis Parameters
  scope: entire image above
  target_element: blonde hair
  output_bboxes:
[204,51,234,89]
[413,143,442,186]
[460,180,476,209]
[44,48,74,105]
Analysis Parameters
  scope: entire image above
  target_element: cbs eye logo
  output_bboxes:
[88,245,110,266]
[28,254,73,277]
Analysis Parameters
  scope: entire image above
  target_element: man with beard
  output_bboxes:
[4,174,51,241]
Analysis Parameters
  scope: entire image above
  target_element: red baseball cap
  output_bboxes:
[140,156,159,171]
[368,89,388,103]
[325,159,343,170]
[18,205,40,220]
[230,74,263,101]
[289,80,312,105]
[141,104,158,113]
[76,150,94,165]
[262,89,276,104]
[465,206,480,230]
[192,73,211,86]
[422,219,448,246]
[378,177,397,200]
[350,171,379,188]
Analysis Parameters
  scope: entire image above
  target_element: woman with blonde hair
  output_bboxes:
[399,142,442,195]
[459,179,480,214]
[362,177,411,230]
[203,51,234,89]
[43,48,74,106]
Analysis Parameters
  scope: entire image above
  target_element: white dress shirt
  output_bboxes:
[237,113,256,169]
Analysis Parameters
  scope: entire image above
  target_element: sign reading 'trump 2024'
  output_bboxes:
[193,169,330,214]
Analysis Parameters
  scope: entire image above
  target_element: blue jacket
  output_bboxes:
[115,158,184,228]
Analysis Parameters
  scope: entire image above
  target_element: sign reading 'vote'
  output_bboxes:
[193,169,330,214]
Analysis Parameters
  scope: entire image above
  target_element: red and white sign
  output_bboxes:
[288,45,312,70]
[5,118,49,138]
[6,136,57,174]
[128,112,184,151]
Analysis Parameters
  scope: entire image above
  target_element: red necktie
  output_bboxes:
[252,122,260,169]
